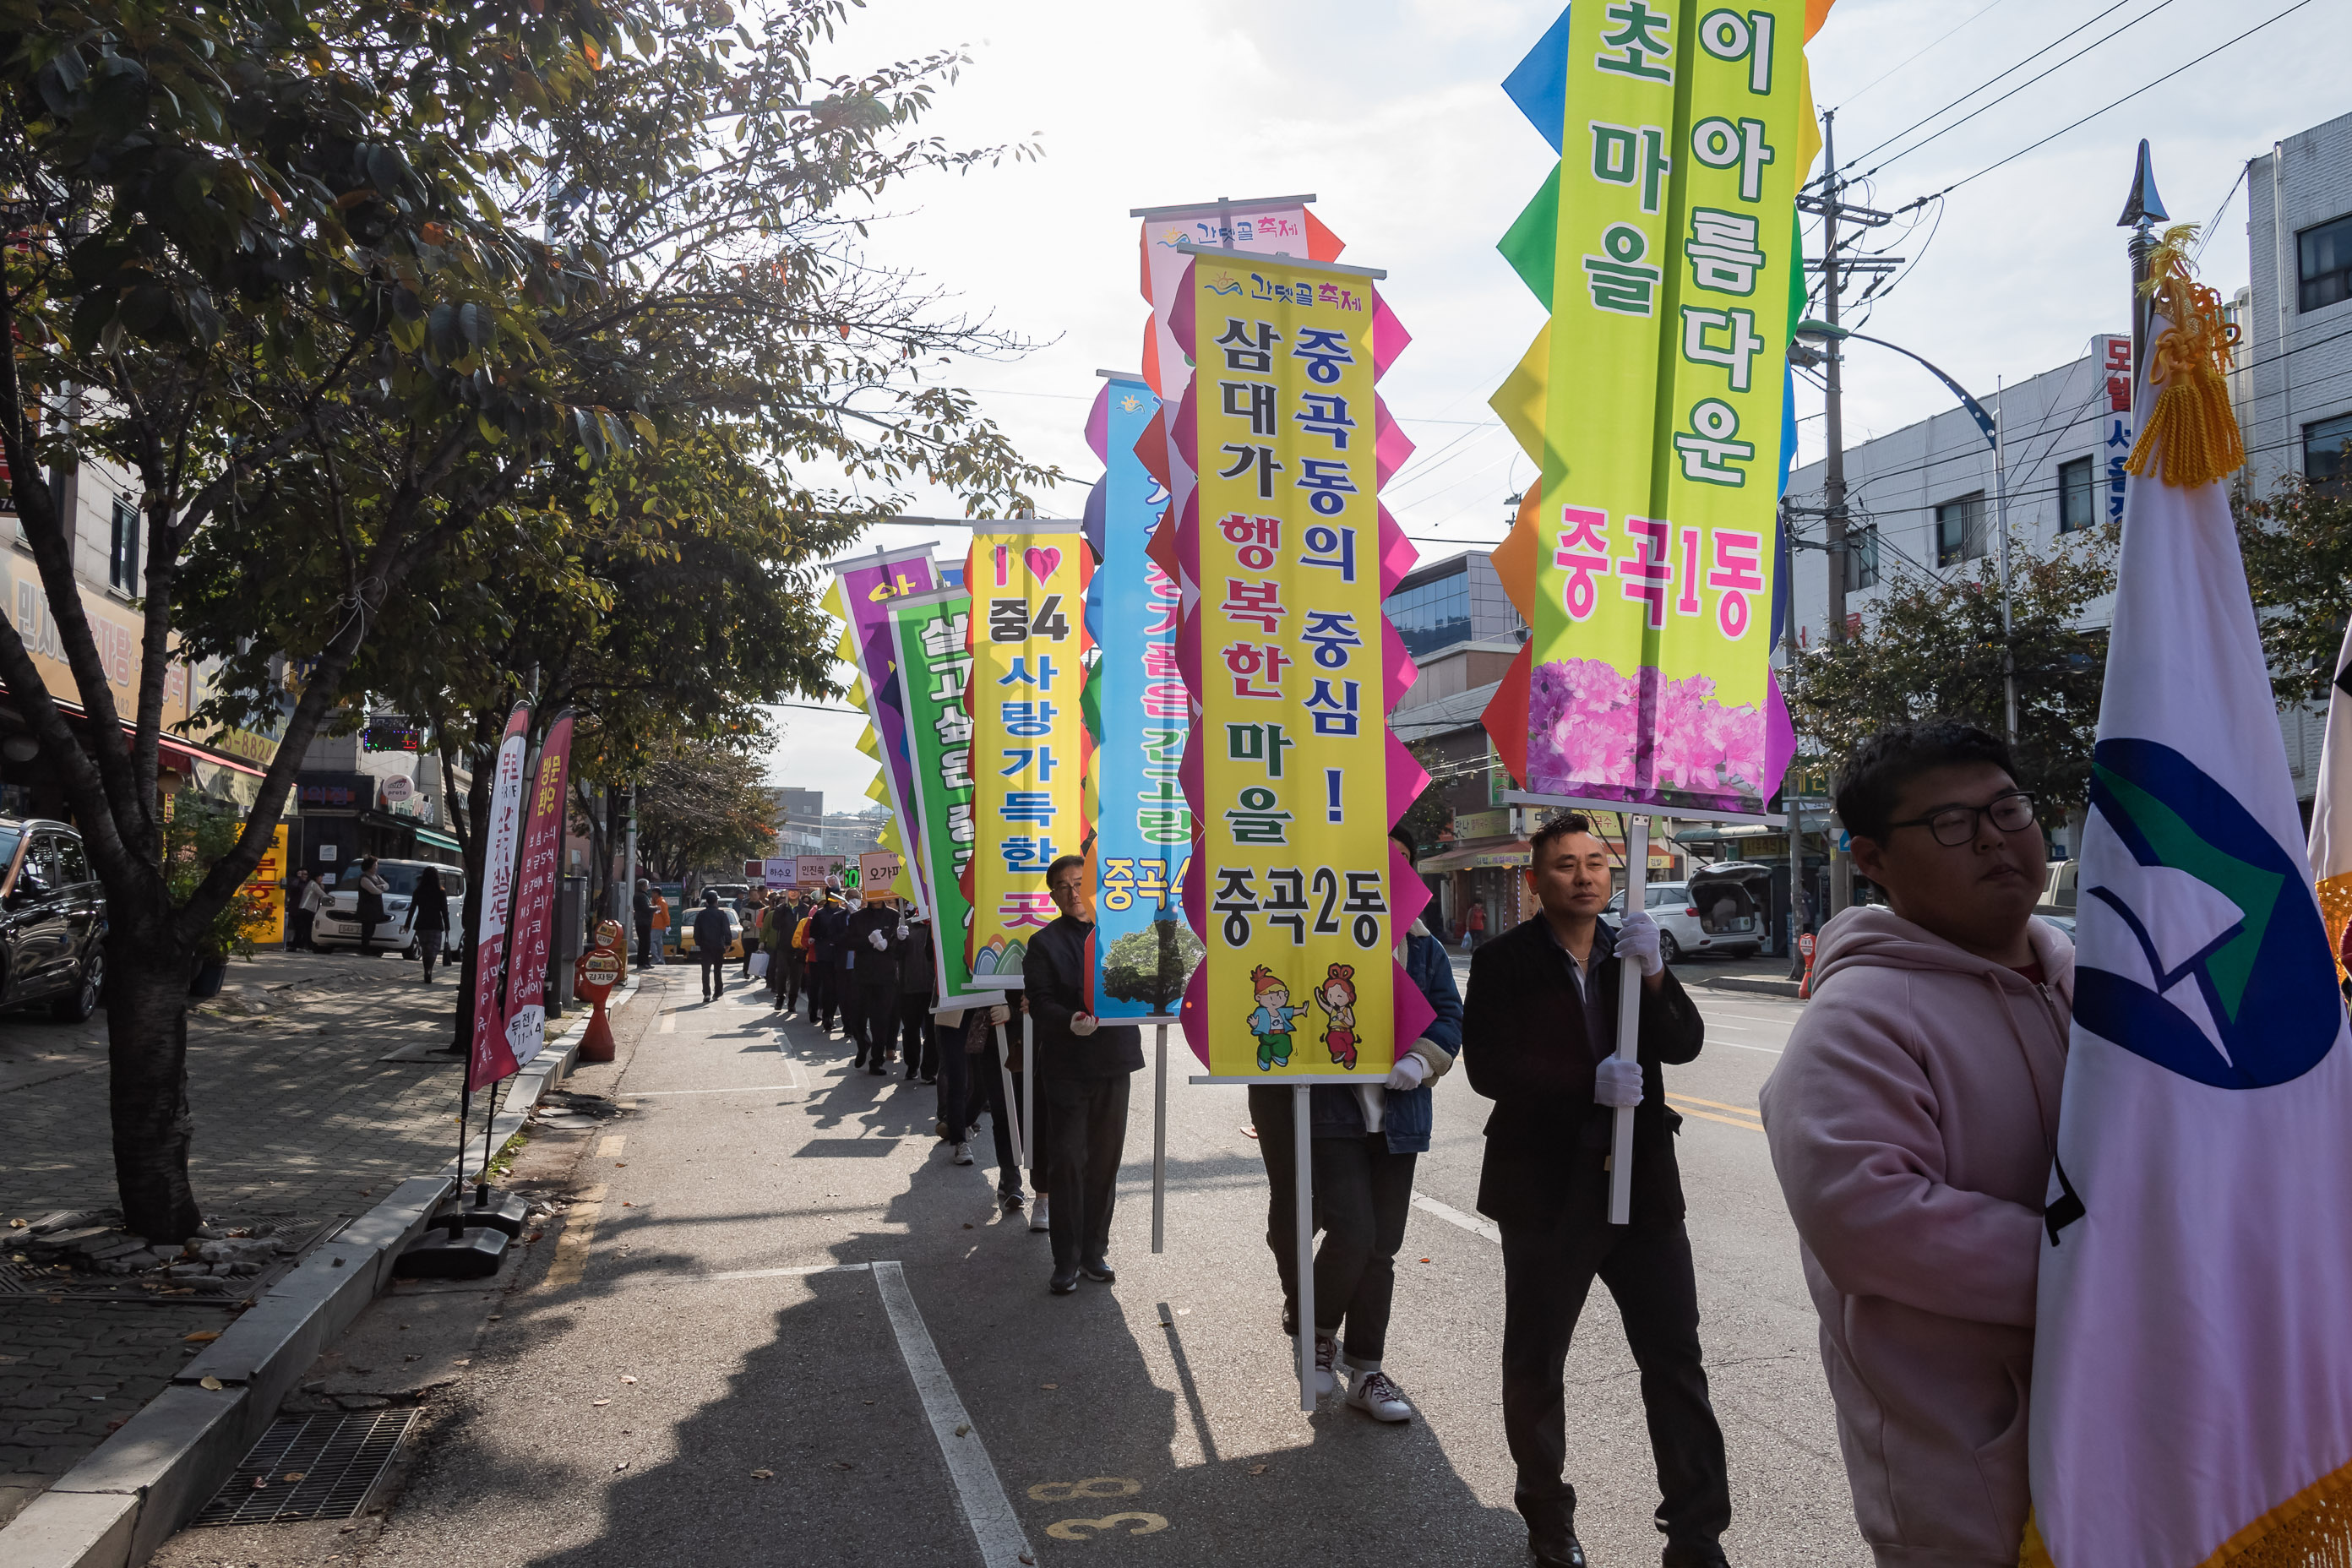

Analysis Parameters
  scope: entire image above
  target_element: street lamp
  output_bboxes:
[1793,319,2017,744]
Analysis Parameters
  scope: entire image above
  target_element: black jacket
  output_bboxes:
[1022,916,1143,1078]
[413,883,450,932]
[845,904,901,988]
[808,901,850,961]
[1462,914,1705,1229]
[691,902,733,955]
[900,920,935,998]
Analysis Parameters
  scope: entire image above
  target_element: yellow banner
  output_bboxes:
[1190,252,1395,1078]
[962,520,1092,985]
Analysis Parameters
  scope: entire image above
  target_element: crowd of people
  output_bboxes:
[615,715,2066,1568]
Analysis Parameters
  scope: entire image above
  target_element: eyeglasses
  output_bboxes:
[1885,790,2039,847]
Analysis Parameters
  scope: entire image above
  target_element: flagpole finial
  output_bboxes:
[2118,139,2170,231]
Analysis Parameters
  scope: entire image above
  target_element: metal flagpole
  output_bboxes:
[1152,1023,1168,1254]
[1607,816,1651,1227]
[1022,1012,1037,1195]
[995,1021,1026,1173]
[1292,1084,1316,1411]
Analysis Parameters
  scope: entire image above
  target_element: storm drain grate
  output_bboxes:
[193,1409,416,1526]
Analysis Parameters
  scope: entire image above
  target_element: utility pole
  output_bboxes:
[1794,111,1896,917]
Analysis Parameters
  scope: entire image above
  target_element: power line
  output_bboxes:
[1908,0,2322,204]
[1834,0,2016,111]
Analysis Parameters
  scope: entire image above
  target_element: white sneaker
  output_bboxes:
[952,1141,974,1166]
[1313,1334,1338,1400]
[1030,1195,1050,1233]
[1346,1369,1414,1423]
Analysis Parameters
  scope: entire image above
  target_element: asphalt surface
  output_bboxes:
[161,961,1869,1568]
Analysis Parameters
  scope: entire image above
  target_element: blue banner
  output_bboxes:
[1090,373,1195,1020]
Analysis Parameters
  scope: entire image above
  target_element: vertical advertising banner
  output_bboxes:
[1091,372,1196,1021]
[499,710,574,1075]
[886,586,995,1010]
[1187,251,1396,1078]
[1513,0,1809,814]
[821,544,938,907]
[962,520,1092,988]
[466,704,531,1093]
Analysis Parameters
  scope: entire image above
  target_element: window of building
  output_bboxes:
[1936,493,1985,568]
[108,497,139,594]
[2300,213,2352,313]
[1381,567,1472,657]
[1842,524,1879,592]
[2058,455,2096,532]
[2307,411,2352,489]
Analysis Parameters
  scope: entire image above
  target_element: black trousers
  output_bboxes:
[850,985,898,1065]
[936,1024,971,1137]
[778,950,804,1008]
[1311,1133,1417,1368]
[964,1033,1030,1198]
[1499,1213,1729,1551]
[1042,1072,1130,1273]
[700,954,727,999]
[1248,1085,1309,1336]
[900,998,934,1075]
[808,958,837,1026]
[634,916,654,967]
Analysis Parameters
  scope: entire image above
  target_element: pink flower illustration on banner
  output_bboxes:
[1527,658,1767,808]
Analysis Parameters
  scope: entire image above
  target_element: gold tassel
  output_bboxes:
[2124,223,2246,489]
[2020,1453,2352,1567]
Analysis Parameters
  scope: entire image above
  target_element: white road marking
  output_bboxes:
[627,1083,803,1097]
[1712,1040,1785,1056]
[872,1260,1035,1568]
[1410,1191,1501,1245]
[596,1135,626,1157]
[657,1015,678,1034]
[705,1263,873,1282]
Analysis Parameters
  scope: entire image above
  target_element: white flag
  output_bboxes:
[2028,241,2352,1565]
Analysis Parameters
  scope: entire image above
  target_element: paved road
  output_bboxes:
[172,966,1865,1568]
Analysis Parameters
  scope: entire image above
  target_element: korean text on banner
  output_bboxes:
[466,704,531,1092]
[1092,373,1195,1020]
[822,544,937,906]
[499,710,575,1075]
[858,850,900,903]
[1523,0,1807,814]
[1139,199,1327,405]
[962,520,1092,988]
[886,586,996,1010]
[1189,251,1395,1078]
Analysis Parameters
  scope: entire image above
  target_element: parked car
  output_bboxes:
[0,817,106,1021]
[672,903,745,960]
[313,859,468,958]
[1606,868,1767,962]
[2037,858,2077,918]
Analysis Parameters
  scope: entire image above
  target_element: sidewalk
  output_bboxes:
[0,949,528,1528]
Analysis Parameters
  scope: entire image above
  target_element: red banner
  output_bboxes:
[466,705,532,1092]
[495,710,575,1081]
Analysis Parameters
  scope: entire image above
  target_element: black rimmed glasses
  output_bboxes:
[1886,790,2039,847]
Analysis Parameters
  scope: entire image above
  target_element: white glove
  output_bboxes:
[1594,1056,1644,1109]
[988,1003,1010,1026]
[1386,1053,1428,1092]
[896,922,911,940]
[1070,1014,1098,1037]
[1615,910,1664,977]
[867,929,889,951]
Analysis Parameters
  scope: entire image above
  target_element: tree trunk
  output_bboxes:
[106,920,203,1244]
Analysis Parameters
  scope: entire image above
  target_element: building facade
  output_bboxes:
[2244,110,2352,502]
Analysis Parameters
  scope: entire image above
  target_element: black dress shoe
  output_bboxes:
[1048,1271,1080,1295]
[1661,1545,1729,1568]
[1079,1259,1116,1283]
[1528,1534,1587,1568]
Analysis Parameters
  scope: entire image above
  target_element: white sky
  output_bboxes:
[765,0,2352,805]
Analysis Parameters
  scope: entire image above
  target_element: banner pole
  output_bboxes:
[1293,1082,1315,1412]
[1022,1010,1036,1198]
[455,1086,470,1190]
[1152,1022,1168,1255]
[995,1021,1026,1175]
[1608,815,1651,1227]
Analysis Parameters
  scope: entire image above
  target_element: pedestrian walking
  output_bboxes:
[1463,899,1487,951]
[808,891,850,1032]
[898,908,937,1082]
[738,891,762,981]
[651,885,672,965]
[355,857,390,956]
[692,890,732,1001]
[633,878,656,969]
[846,896,902,1073]
[411,868,452,983]
[1247,827,1463,1421]
[760,894,793,1009]
[1462,812,1727,1568]
[1758,721,2071,1568]
[781,895,811,1015]
[1023,854,1140,1297]
[290,868,324,952]
[945,1002,1020,1199]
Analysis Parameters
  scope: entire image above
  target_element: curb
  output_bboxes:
[1698,975,1805,999]
[0,986,638,1568]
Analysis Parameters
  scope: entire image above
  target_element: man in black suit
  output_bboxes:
[1463,813,1729,1568]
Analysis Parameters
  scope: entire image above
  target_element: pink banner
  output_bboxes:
[466,705,531,1093]
[496,710,575,1080]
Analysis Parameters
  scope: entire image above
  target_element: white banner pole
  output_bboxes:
[1152,1023,1168,1255]
[1022,1012,1037,1198]
[1608,815,1651,1227]
[1293,1083,1315,1412]
[994,1021,1026,1176]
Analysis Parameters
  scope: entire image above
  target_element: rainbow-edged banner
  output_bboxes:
[1164,244,1435,1079]
[820,545,939,910]
[1482,1,1832,813]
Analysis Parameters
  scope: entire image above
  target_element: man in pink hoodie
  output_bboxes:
[1758,721,2072,1568]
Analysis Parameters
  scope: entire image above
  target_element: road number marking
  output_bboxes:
[1046,1512,1168,1541]
[1028,1478,1141,1501]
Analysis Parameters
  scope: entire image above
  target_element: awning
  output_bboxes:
[1418,841,1531,873]
[411,826,460,852]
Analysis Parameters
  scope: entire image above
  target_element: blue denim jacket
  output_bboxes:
[1311,928,1465,1154]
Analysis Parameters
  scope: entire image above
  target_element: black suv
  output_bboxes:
[0,817,106,1021]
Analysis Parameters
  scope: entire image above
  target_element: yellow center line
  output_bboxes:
[542,1182,607,1291]
[1668,1092,1762,1118]
[1666,1095,1764,1133]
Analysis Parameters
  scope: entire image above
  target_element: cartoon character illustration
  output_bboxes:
[1315,963,1359,1070]
[1247,966,1304,1071]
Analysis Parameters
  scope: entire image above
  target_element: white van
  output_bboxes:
[313,859,468,958]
